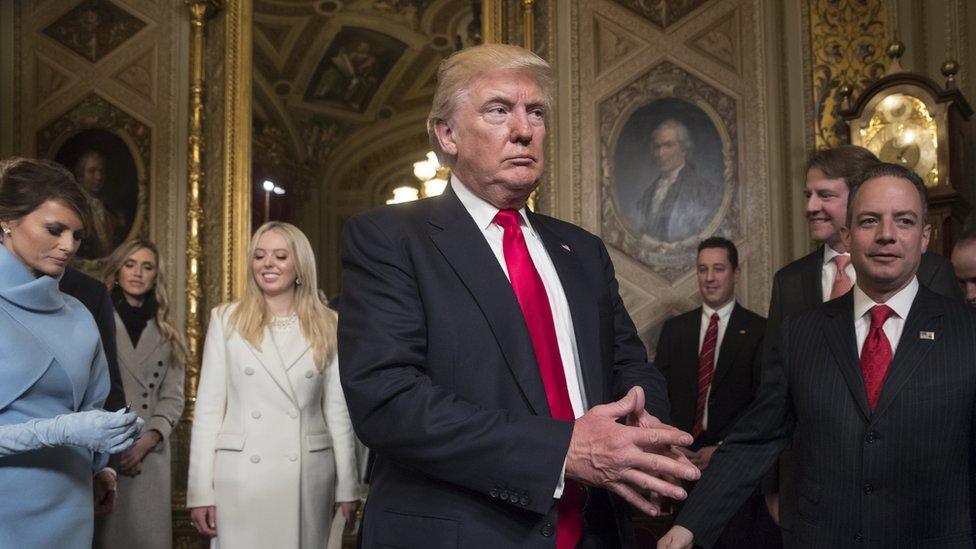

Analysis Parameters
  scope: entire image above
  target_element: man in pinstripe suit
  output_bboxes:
[660,163,976,548]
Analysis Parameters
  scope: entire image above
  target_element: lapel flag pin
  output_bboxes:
[739,330,746,335]
[919,331,935,340]
[560,243,571,252]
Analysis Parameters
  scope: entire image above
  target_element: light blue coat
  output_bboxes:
[0,244,110,548]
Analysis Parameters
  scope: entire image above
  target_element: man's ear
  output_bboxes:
[840,225,851,251]
[921,223,932,251]
[433,119,458,157]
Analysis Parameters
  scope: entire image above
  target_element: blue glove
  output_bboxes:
[0,409,144,456]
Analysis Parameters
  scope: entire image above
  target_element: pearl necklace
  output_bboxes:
[271,313,298,331]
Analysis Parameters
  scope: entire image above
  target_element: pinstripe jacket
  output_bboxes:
[676,284,976,548]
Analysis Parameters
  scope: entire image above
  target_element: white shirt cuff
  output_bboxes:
[553,457,567,498]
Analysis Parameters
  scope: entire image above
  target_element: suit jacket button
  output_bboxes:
[305,370,314,378]
[500,491,509,501]
[854,533,864,543]
[244,367,255,376]
[142,392,148,398]
[251,410,261,419]
[149,383,155,389]
[519,496,529,506]
[865,431,877,443]
[288,409,299,419]
[153,372,159,378]
[157,361,163,366]
[489,489,498,498]
[540,523,554,537]
[287,453,298,461]
[142,404,148,410]
[863,483,873,494]
[250,455,261,464]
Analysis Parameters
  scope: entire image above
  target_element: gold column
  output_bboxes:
[184,0,207,411]
[222,0,252,303]
[482,0,505,44]
[522,0,535,51]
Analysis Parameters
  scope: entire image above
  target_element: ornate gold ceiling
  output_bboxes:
[252,0,476,194]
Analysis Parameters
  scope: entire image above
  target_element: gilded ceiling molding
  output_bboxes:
[808,0,890,148]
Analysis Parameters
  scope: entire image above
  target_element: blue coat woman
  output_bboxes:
[0,157,142,548]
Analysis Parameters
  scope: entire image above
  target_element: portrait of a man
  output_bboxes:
[53,128,141,259]
[612,98,727,244]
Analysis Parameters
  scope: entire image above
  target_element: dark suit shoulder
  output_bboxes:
[528,211,602,246]
[59,267,106,311]
[772,248,822,283]
[732,303,766,326]
[660,307,702,332]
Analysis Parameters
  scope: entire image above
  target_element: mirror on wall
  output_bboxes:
[249,0,481,295]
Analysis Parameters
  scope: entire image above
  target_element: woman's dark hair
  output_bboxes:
[0,157,92,226]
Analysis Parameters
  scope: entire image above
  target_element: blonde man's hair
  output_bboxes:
[103,239,189,365]
[227,222,337,369]
[426,43,554,165]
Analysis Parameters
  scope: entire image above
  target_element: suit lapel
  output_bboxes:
[822,293,872,420]
[871,287,942,419]
[427,191,551,416]
[133,320,163,366]
[246,329,299,405]
[113,314,147,390]
[530,213,604,408]
[712,304,746,390]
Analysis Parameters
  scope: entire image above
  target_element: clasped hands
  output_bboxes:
[565,386,700,517]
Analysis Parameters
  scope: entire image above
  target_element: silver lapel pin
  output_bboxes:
[919,331,935,340]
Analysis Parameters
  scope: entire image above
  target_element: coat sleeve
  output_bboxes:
[186,308,229,508]
[81,341,111,471]
[95,288,126,412]
[324,355,360,503]
[338,214,572,516]
[148,339,185,441]
[675,315,797,548]
[600,240,671,422]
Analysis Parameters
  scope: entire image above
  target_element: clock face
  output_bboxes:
[859,93,939,187]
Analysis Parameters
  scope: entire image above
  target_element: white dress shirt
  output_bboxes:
[822,245,857,302]
[697,299,735,431]
[853,277,918,357]
[452,176,585,498]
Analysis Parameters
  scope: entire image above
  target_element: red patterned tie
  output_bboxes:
[693,312,720,439]
[861,305,894,410]
[830,255,853,299]
[494,210,581,549]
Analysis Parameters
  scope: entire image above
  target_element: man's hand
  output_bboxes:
[658,525,695,549]
[93,469,117,516]
[566,387,699,517]
[190,506,217,537]
[120,430,161,476]
[765,492,780,525]
[690,445,717,471]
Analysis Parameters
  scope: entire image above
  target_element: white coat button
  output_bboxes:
[244,367,255,375]
[251,411,261,419]
[305,370,314,379]
[287,453,298,461]
[288,409,298,419]
[250,455,261,464]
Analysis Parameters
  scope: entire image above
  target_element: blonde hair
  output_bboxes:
[228,222,337,369]
[103,239,189,365]
[427,44,554,165]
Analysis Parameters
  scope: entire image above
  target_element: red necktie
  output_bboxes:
[830,255,853,299]
[494,209,581,549]
[693,312,720,439]
[860,305,894,410]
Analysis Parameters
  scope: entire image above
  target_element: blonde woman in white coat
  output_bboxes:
[94,239,187,549]
[187,222,360,549]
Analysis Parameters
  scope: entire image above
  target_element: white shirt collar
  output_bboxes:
[702,299,735,320]
[823,244,850,266]
[852,276,919,322]
[451,174,535,235]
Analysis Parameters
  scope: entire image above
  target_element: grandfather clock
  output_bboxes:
[839,42,973,256]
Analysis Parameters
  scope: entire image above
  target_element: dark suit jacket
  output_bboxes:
[763,247,963,520]
[338,187,669,548]
[677,286,976,548]
[60,267,125,412]
[656,303,765,448]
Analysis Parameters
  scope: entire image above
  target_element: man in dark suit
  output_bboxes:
[339,44,700,548]
[636,120,723,242]
[60,266,126,412]
[657,237,774,547]
[762,145,961,524]
[660,163,976,547]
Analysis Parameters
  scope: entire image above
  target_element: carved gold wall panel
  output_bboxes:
[808,0,890,148]
[575,0,770,349]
